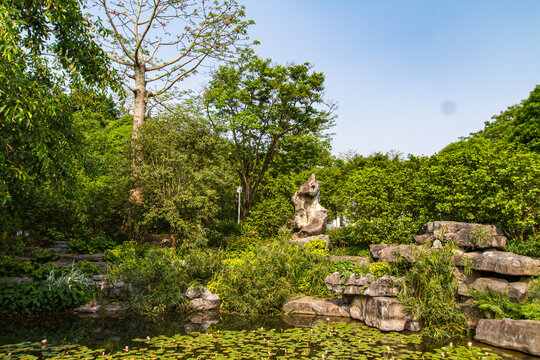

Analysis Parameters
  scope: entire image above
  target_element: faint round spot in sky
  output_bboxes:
[441,101,456,116]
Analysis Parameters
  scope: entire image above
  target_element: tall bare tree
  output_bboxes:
[93,0,254,141]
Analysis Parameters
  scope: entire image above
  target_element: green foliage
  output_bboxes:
[206,220,241,248]
[103,242,148,264]
[30,263,61,281]
[507,233,540,257]
[32,248,59,263]
[422,138,539,242]
[399,246,468,341]
[0,266,92,314]
[327,227,365,248]
[369,261,392,277]
[0,0,117,237]
[106,243,225,313]
[133,113,236,239]
[470,281,540,321]
[475,85,540,152]
[68,234,118,254]
[205,49,335,220]
[344,160,425,245]
[183,248,225,284]
[303,238,329,257]
[107,247,190,313]
[0,256,34,277]
[329,260,366,278]
[329,245,371,257]
[71,260,100,277]
[208,239,332,314]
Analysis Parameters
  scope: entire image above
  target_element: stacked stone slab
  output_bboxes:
[371,221,540,356]
[321,272,418,332]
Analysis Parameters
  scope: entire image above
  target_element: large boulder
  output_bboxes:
[350,296,416,332]
[377,245,419,263]
[324,272,342,293]
[282,296,350,318]
[343,274,376,295]
[291,174,328,238]
[475,318,540,357]
[369,244,397,259]
[364,275,403,297]
[185,285,221,311]
[473,251,540,277]
[468,277,528,303]
[419,221,506,250]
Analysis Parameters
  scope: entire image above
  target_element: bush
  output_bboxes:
[0,256,34,277]
[32,248,59,263]
[106,247,202,313]
[507,233,540,258]
[208,238,332,314]
[343,161,426,245]
[68,234,118,254]
[0,266,92,314]
[399,246,467,341]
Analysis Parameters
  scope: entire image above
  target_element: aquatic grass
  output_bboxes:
[0,322,515,359]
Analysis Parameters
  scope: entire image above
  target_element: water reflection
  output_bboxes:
[0,311,536,359]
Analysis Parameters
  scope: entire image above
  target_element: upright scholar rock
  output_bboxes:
[291,174,329,246]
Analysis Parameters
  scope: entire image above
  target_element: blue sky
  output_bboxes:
[231,0,540,157]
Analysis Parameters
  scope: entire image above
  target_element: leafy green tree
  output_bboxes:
[475,85,540,152]
[133,111,236,239]
[204,50,335,220]
[0,0,116,237]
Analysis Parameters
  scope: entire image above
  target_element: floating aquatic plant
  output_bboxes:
[0,322,518,359]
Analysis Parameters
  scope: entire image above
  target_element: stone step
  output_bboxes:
[58,253,104,262]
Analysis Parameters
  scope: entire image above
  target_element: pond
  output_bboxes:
[0,311,536,359]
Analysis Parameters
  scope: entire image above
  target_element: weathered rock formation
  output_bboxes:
[184,285,221,311]
[473,251,540,277]
[282,296,350,318]
[291,174,329,245]
[350,296,418,332]
[475,318,540,357]
[414,221,507,250]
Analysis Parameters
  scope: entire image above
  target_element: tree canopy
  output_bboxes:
[0,0,116,234]
[204,50,335,220]
[474,85,540,152]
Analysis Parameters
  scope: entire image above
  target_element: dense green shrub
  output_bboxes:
[399,246,467,341]
[208,239,331,314]
[0,267,93,314]
[0,256,34,277]
[343,161,426,245]
[421,138,539,245]
[107,247,191,313]
[32,248,59,263]
[68,234,118,254]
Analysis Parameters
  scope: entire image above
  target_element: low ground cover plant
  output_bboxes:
[0,266,93,314]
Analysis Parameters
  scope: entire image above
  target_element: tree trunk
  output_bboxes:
[130,65,148,204]
[132,65,148,142]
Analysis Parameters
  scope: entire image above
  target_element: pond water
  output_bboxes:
[0,311,537,359]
